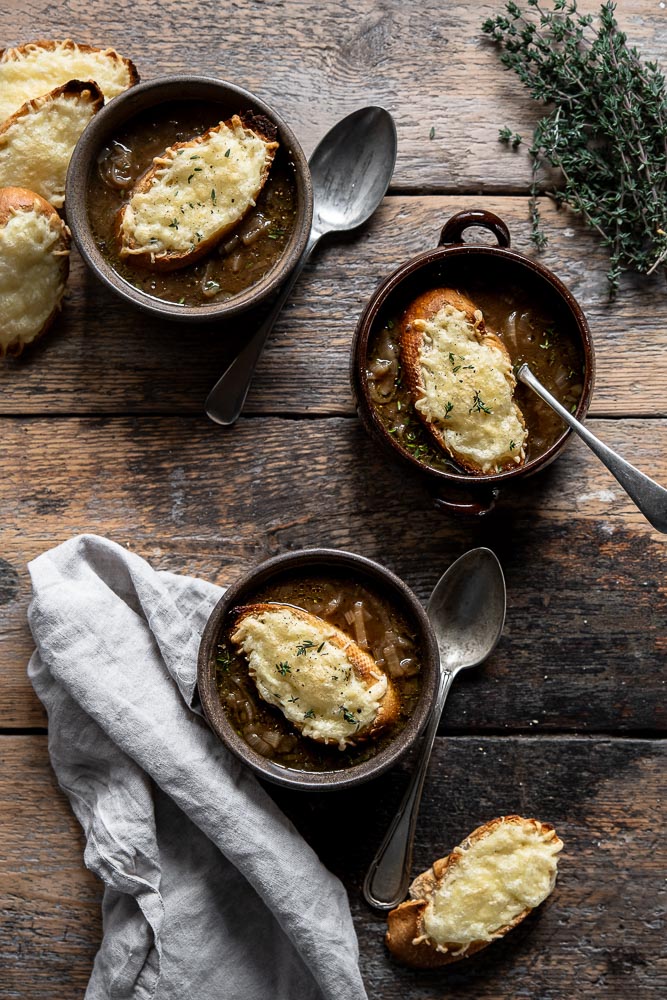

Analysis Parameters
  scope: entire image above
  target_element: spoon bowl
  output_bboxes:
[205,106,397,425]
[363,547,506,911]
[311,107,399,233]
[428,547,507,672]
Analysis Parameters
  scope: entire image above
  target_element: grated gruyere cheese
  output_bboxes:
[118,117,277,259]
[0,40,134,122]
[423,822,561,950]
[0,87,101,208]
[413,304,527,473]
[0,208,67,351]
[231,606,387,748]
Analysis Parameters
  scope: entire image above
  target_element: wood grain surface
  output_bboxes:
[2,196,667,417]
[2,735,665,998]
[1,0,666,997]
[0,0,664,192]
[2,414,666,730]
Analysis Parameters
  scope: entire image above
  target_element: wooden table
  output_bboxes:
[2,1,666,996]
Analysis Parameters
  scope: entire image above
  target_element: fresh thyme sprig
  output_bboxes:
[483,0,667,296]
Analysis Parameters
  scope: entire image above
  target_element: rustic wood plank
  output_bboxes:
[2,734,665,997]
[1,0,664,192]
[3,415,666,730]
[2,196,667,416]
[0,736,101,997]
[274,735,667,999]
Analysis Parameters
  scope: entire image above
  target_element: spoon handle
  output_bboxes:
[518,364,667,534]
[205,229,322,426]
[363,669,456,911]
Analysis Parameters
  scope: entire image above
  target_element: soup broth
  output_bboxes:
[88,101,297,305]
[215,573,423,772]
[366,276,585,474]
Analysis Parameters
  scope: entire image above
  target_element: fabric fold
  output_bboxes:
[28,534,368,1000]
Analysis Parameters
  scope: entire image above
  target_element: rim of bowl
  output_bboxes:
[65,74,314,323]
[351,242,597,485]
[197,548,440,791]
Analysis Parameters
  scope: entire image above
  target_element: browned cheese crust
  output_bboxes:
[0,38,139,87]
[0,80,105,154]
[115,114,279,271]
[0,185,70,358]
[386,815,562,968]
[399,287,526,474]
[231,601,400,739]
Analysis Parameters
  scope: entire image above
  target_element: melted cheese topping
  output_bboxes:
[0,89,99,208]
[231,607,387,748]
[0,40,132,121]
[414,304,527,472]
[422,822,561,950]
[0,208,67,350]
[118,117,277,258]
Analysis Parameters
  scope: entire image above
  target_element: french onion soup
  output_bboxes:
[215,573,423,772]
[88,101,297,305]
[366,277,584,475]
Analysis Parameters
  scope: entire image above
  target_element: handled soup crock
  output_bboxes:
[351,209,596,516]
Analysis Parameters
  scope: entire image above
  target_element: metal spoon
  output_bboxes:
[205,106,398,425]
[518,363,667,533]
[363,548,506,911]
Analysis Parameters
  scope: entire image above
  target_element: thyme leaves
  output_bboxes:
[483,0,667,296]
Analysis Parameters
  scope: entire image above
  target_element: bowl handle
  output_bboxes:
[439,210,511,249]
[430,485,500,517]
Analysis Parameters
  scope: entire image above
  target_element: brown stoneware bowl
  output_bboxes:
[351,209,596,516]
[65,75,313,322]
[197,548,439,791]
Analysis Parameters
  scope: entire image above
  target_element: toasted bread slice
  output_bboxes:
[386,815,563,968]
[230,602,400,749]
[0,186,70,357]
[0,80,103,208]
[400,288,527,474]
[0,39,138,122]
[116,114,279,271]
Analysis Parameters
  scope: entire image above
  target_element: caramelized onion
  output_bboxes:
[97,141,135,190]
[238,213,272,246]
[323,592,343,616]
[353,601,368,649]
[383,643,402,677]
[244,728,273,756]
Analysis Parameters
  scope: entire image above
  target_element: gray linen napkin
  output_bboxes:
[27,534,368,1000]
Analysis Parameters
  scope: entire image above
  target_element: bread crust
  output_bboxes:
[0,185,70,357]
[0,80,104,208]
[232,601,400,741]
[0,78,104,133]
[0,37,139,89]
[386,815,562,968]
[400,288,526,474]
[115,114,279,271]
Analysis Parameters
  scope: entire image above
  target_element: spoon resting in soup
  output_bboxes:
[366,280,584,475]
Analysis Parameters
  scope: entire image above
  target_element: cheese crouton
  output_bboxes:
[386,816,563,967]
[116,114,279,270]
[0,80,103,208]
[230,602,400,749]
[0,39,138,122]
[0,186,70,356]
[401,288,527,474]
